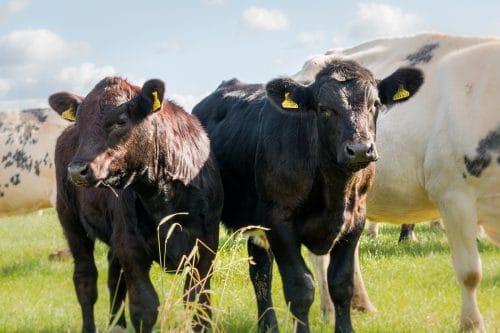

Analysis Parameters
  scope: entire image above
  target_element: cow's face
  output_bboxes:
[49,77,165,188]
[266,60,423,171]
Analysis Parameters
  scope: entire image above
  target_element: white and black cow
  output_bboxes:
[0,109,68,216]
[297,32,500,332]
[193,60,423,332]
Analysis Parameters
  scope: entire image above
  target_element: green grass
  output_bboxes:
[0,210,499,332]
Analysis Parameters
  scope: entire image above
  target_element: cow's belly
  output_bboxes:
[367,191,439,224]
[367,166,440,224]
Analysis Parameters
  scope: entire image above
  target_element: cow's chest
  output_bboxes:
[297,173,362,255]
[298,207,347,255]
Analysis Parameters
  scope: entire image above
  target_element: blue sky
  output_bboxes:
[0,0,499,111]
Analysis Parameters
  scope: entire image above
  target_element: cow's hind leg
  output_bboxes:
[107,250,127,330]
[248,237,278,332]
[398,224,416,242]
[327,221,364,333]
[308,252,334,322]
[439,193,485,332]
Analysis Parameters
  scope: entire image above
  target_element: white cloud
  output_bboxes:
[0,79,10,96]
[0,0,30,22]
[242,6,288,31]
[347,3,424,42]
[298,31,324,45]
[0,29,90,73]
[57,63,116,95]
[170,93,208,113]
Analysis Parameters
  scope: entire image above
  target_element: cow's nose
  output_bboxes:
[344,142,379,164]
[67,161,93,186]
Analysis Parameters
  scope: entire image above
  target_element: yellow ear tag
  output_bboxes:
[392,85,410,101]
[282,92,299,109]
[151,91,161,112]
[61,106,76,122]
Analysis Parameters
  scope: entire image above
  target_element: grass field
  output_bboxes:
[0,209,498,332]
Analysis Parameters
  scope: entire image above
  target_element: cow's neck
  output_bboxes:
[320,165,368,228]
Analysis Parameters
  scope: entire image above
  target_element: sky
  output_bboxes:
[0,0,499,111]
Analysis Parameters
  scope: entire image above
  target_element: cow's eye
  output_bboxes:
[109,113,129,131]
[318,105,335,116]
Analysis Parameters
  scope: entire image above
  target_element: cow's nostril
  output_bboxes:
[367,144,374,154]
[78,164,89,176]
[345,145,355,157]
[67,162,93,186]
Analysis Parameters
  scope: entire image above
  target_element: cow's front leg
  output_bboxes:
[107,250,127,330]
[248,237,278,332]
[62,215,98,333]
[308,244,376,323]
[327,220,365,333]
[122,261,158,333]
[268,223,314,333]
[183,233,219,332]
[438,193,485,332]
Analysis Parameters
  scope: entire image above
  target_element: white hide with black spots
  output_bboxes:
[298,32,500,332]
[0,109,69,216]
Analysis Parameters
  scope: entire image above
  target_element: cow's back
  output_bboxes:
[296,33,500,242]
[0,109,68,216]
[193,79,265,229]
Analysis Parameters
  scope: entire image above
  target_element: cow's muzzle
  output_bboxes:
[342,141,379,166]
[67,161,97,187]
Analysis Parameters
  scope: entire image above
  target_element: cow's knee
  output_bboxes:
[129,290,159,333]
[329,277,353,307]
[73,260,98,305]
[458,269,485,332]
[284,272,315,319]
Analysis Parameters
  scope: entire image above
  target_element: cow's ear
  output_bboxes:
[48,92,83,122]
[378,67,424,106]
[139,79,165,117]
[266,78,313,111]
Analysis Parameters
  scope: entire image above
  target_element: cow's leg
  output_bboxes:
[398,224,416,242]
[308,253,334,322]
[268,224,314,333]
[309,245,376,322]
[59,211,98,333]
[107,250,127,330]
[367,222,379,238]
[327,221,364,333]
[248,238,278,332]
[351,244,376,313]
[122,261,158,333]
[184,234,218,332]
[439,195,485,332]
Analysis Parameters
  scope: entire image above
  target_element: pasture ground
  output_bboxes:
[0,209,498,332]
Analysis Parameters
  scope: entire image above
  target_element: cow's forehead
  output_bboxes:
[81,79,138,114]
[315,77,378,109]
